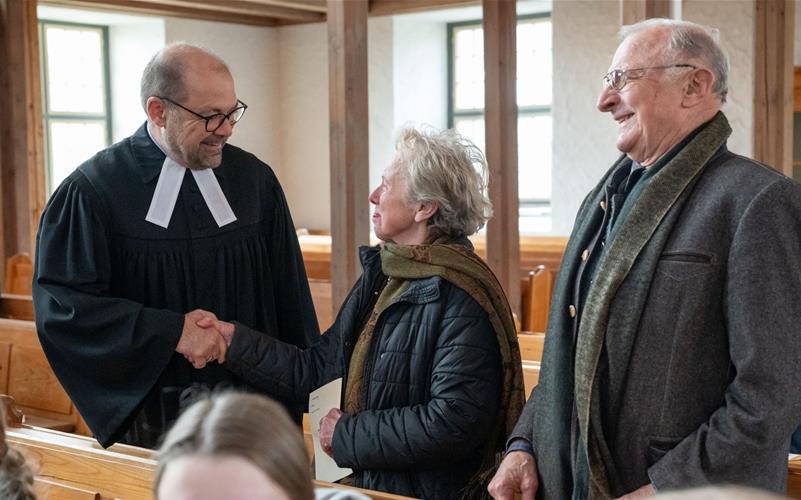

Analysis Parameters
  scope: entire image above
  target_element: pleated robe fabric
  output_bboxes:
[33,124,319,447]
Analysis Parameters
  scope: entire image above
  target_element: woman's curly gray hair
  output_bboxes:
[394,127,492,239]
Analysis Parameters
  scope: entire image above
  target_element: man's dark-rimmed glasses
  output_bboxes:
[158,96,248,132]
[602,64,697,91]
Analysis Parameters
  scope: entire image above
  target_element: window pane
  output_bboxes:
[49,120,106,191]
[518,114,552,200]
[45,25,105,114]
[453,117,486,158]
[453,27,484,111]
[517,20,552,107]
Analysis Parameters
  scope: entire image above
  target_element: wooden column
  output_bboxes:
[0,0,45,262]
[483,0,520,318]
[620,0,671,25]
[753,0,794,176]
[328,0,369,312]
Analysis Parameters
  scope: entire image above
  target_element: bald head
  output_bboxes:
[140,43,231,110]
[619,19,729,103]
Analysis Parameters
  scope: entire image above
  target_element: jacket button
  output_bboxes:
[600,200,607,211]
[581,249,589,261]
[568,304,577,318]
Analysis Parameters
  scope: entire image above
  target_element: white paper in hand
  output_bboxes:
[309,377,352,482]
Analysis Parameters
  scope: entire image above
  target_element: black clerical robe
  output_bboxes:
[33,124,319,448]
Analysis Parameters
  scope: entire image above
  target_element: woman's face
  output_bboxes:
[369,158,428,245]
[157,455,290,500]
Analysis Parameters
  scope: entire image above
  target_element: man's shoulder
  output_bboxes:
[221,143,279,182]
[703,148,798,191]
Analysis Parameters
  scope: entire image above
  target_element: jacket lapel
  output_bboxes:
[574,112,732,496]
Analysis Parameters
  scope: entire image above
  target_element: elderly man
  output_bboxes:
[33,44,318,448]
[489,19,801,499]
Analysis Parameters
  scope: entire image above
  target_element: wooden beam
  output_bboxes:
[327,0,369,312]
[0,0,45,260]
[620,0,671,25]
[42,0,288,26]
[483,0,520,318]
[794,67,801,113]
[369,0,479,17]
[753,0,794,176]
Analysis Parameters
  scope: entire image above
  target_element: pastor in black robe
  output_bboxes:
[32,123,319,448]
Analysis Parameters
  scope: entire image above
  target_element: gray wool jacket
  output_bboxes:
[511,112,801,499]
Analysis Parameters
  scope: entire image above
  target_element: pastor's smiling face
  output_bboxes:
[163,59,238,170]
[596,28,689,166]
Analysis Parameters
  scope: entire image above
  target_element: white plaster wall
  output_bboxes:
[108,21,164,141]
[275,17,402,232]
[164,19,281,170]
[369,17,397,195]
[275,23,329,231]
[682,0,754,158]
[391,15,448,132]
[550,0,621,235]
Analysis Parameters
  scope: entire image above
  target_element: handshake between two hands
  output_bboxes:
[175,309,236,369]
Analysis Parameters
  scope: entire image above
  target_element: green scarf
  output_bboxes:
[379,240,525,500]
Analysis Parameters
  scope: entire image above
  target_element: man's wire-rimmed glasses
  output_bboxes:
[158,96,248,132]
[602,64,697,91]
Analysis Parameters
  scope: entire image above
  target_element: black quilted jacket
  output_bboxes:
[225,244,502,499]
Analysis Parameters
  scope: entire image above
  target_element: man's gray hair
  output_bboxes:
[620,19,729,103]
[395,127,492,239]
[140,43,230,110]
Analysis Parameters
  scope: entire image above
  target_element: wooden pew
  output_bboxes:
[522,361,540,398]
[1,253,35,321]
[784,454,801,500]
[518,332,545,363]
[297,234,568,282]
[4,253,33,295]
[0,318,89,434]
[521,265,555,333]
[7,423,416,500]
[309,278,333,331]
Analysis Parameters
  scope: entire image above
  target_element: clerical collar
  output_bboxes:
[144,124,236,229]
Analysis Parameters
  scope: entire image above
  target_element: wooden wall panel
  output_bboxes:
[753,0,794,175]
[327,0,369,312]
[0,0,46,263]
[483,0,520,317]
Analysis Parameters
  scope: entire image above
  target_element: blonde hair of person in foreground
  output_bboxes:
[155,392,313,500]
[654,486,788,499]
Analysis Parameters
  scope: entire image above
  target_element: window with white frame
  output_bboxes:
[39,21,111,194]
[448,14,552,233]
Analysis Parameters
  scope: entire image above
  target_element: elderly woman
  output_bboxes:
[202,127,524,500]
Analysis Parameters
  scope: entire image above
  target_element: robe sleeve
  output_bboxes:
[266,178,320,348]
[32,172,183,447]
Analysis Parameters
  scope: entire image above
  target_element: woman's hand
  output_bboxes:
[319,408,344,457]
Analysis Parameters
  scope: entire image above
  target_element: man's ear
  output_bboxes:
[146,97,168,127]
[414,201,439,223]
[682,67,715,107]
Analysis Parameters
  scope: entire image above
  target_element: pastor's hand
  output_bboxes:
[319,408,343,458]
[488,451,538,500]
[195,315,236,352]
[176,309,227,368]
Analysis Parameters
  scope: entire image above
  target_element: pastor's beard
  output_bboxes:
[163,126,224,170]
